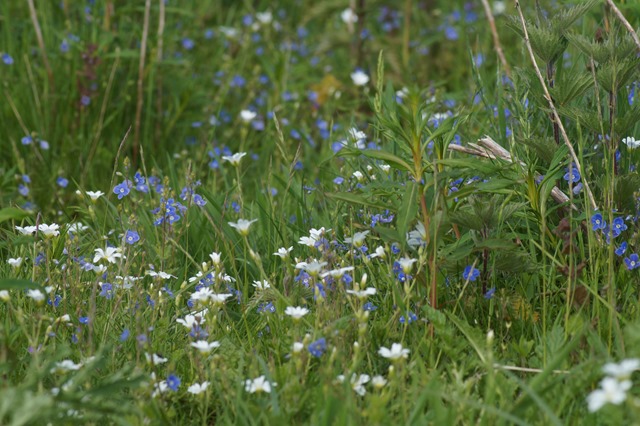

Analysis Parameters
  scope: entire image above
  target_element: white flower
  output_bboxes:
[16,225,37,235]
[378,343,410,361]
[292,342,304,353]
[397,257,418,274]
[245,375,276,394]
[51,359,82,373]
[603,359,640,381]
[146,270,176,280]
[298,236,316,247]
[285,306,309,319]
[587,377,632,412]
[273,247,293,258]
[85,190,105,201]
[209,252,222,265]
[309,227,330,240]
[26,289,45,302]
[341,8,358,24]
[210,293,233,305]
[252,280,271,290]
[38,223,60,238]
[221,152,247,166]
[344,230,369,247]
[320,266,354,279]
[152,380,169,398]
[337,373,370,396]
[93,264,108,274]
[256,11,272,24]
[191,287,213,303]
[67,223,89,234]
[191,340,221,354]
[622,136,640,149]
[492,1,506,15]
[350,70,370,86]
[187,381,210,395]
[176,313,206,329]
[145,353,168,365]
[93,246,125,264]
[346,287,377,299]
[369,246,386,259]
[240,110,257,122]
[7,257,23,268]
[228,219,258,236]
[371,375,387,389]
[0,290,9,301]
[380,164,391,173]
[407,222,427,248]
[352,171,364,181]
[295,260,328,276]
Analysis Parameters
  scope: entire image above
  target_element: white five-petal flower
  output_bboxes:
[587,377,632,412]
[221,152,247,166]
[93,246,125,264]
[285,306,309,320]
[228,219,258,236]
[191,340,221,354]
[187,381,210,395]
[378,343,410,361]
[245,375,276,394]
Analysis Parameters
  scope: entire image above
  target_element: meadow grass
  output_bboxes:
[2,0,640,424]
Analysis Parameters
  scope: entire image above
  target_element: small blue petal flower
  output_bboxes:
[167,374,181,391]
[308,338,326,357]
[113,180,131,200]
[616,241,628,257]
[463,265,480,281]
[625,253,639,271]
[125,230,140,245]
[591,213,606,231]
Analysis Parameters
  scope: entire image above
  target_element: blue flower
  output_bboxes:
[2,53,13,65]
[56,176,69,188]
[612,217,627,236]
[18,184,29,197]
[125,230,140,245]
[625,254,639,271]
[484,288,496,299]
[363,302,377,311]
[193,194,206,207]
[113,180,131,199]
[463,265,480,281]
[308,338,326,357]
[563,166,580,183]
[79,316,90,324]
[120,329,130,341]
[181,38,194,50]
[399,311,417,324]
[167,374,181,391]
[591,213,606,231]
[21,136,33,145]
[99,283,114,299]
[616,241,628,257]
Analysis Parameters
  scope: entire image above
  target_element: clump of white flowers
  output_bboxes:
[586,358,639,412]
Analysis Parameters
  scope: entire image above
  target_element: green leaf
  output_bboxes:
[396,181,419,240]
[0,207,30,224]
[0,279,43,291]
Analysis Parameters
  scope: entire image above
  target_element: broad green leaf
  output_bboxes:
[0,279,43,291]
[396,181,419,240]
[0,207,30,224]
